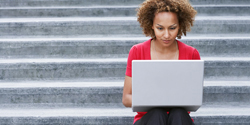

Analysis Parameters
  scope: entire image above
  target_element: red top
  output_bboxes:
[125,39,201,124]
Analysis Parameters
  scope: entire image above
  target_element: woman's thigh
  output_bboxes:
[133,108,168,125]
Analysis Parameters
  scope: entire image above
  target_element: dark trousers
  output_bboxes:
[133,108,194,125]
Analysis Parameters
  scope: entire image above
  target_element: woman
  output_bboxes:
[122,0,200,125]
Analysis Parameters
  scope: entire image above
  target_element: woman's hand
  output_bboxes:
[122,75,132,107]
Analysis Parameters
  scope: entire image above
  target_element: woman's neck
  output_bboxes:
[150,39,179,60]
[153,39,178,54]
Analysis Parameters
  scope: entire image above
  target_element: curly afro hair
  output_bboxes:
[137,0,197,39]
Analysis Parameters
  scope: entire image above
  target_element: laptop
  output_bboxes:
[132,60,204,112]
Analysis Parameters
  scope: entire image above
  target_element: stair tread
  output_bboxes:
[1,5,249,9]
[0,81,249,88]
[0,16,250,22]
[0,106,250,117]
[0,57,250,63]
[0,35,250,41]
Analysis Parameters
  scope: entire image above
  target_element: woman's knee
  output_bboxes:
[169,108,187,117]
[168,108,193,125]
[134,108,168,125]
[147,108,168,118]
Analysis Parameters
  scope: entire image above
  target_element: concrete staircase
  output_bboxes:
[0,0,249,124]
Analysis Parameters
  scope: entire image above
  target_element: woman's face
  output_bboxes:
[152,12,179,47]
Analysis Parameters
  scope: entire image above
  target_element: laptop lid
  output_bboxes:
[132,60,204,112]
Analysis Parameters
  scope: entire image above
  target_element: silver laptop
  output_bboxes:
[132,60,204,112]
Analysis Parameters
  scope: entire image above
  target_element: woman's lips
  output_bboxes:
[162,40,171,43]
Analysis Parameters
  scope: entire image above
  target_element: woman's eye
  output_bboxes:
[170,27,176,30]
[157,27,163,30]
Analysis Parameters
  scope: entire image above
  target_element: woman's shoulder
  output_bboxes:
[178,40,200,60]
[178,40,196,51]
[128,39,151,60]
[129,39,151,54]
[131,39,151,50]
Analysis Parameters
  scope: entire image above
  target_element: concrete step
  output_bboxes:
[0,17,249,38]
[0,81,249,106]
[195,5,250,16]
[0,107,135,125]
[0,106,249,124]
[0,58,250,81]
[0,82,124,105]
[191,106,250,124]
[0,5,249,18]
[0,37,250,58]
[190,0,250,5]
[0,6,137,18]
[0,0,144,7]
[0,0,249,7]
[202,81,250,106]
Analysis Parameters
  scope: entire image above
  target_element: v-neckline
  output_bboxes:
[149,39,180,60]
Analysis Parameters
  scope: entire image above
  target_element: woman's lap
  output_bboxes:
[133,108,194,125]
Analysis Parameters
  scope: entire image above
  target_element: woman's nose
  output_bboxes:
[163,30,170,38]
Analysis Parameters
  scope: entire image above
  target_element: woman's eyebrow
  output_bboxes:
[156,24,163,27]
[170,24,177,27]
[156,24,177,27]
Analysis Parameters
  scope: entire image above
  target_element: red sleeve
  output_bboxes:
[125,46,137,77]
[192,49,201,60]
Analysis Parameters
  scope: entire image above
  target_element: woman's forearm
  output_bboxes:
[122,94,132,107]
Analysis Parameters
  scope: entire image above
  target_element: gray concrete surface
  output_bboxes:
[0,107,250,124]
[1,0,249,7]
[0,17,249,37]
[0,81,249,107]
[0,0,249,124]
[0,6,249,17]
[0,37,249,58]
[0,58,250,81]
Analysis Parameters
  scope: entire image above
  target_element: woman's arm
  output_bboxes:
[192,49,201,60]
[122,75,132,107]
